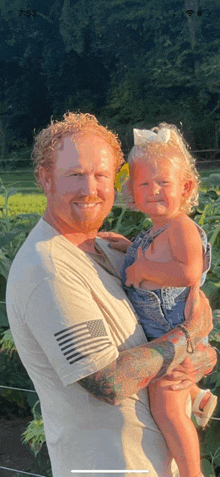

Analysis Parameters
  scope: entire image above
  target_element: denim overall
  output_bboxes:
[121,223,211,341]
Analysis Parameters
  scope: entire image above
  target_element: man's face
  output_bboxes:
[46,133,116,234]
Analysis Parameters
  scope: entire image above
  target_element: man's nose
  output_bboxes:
[80,175,97,195]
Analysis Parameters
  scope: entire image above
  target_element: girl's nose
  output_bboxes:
[148,182,160,195]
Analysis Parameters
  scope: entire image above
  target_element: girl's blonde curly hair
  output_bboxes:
[32,112,124,191]
[125,122,200,215]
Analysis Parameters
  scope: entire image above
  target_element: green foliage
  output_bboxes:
[0,185,44,321]
[0,343,37,418]
[21,401,46,457]
[210,309,220,342]
[0,327,17,354]
[0,183,39,327]
[0,301,8,327]
[1,0,220,153]
[102,205,152,238]
[193,185,220,310]
[0,181,40,420]
[203,310,220,393]
[201,457,216,477]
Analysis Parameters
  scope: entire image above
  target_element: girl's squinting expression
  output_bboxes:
[130,157,190,223]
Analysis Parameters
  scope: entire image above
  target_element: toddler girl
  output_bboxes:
[100,124,217,477]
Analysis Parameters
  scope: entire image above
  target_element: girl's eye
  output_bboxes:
[160,181,169,185]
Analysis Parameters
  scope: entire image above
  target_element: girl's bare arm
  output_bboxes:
[125,218,204,287]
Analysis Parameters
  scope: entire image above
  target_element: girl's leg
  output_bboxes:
[149,378,202,477]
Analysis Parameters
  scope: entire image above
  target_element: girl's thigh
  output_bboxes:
[149,378,191,418]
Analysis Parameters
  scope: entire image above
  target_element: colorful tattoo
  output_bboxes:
[79,330,217,405]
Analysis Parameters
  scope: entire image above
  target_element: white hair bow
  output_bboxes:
[133,128,171,145]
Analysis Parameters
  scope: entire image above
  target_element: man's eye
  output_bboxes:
[67,173,107,178]
[68,173,83,177]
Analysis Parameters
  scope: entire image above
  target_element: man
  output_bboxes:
[6,112,216,477]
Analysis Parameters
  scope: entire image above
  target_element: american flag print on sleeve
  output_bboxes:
[54,319,112,365]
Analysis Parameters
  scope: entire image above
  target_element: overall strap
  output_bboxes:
[150,223,171,240]
[142,223,170,251]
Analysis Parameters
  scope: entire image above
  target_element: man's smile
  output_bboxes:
[74,202,102,208]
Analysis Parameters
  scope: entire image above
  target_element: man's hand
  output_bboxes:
[125,246,146,287]
[183,286,213,344]
[98,231,131,252]
[165,344,217,390]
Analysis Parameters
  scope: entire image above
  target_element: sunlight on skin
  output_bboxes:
[39,133,116,251]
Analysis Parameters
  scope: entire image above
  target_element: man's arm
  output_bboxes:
[79,343,217,403]
[98,231,131,252]
[79,287,216,404]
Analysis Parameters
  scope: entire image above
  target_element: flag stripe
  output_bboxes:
[54,322,87,337]
[56,327,88,342]
[58,332,90,347]
[66,341,111,360]
[60,334,108,350]
[54,319,111,365]
[69,344,112,365]
[63,338,110,356]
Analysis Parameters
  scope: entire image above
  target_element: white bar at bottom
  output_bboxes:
[71,471,149,474]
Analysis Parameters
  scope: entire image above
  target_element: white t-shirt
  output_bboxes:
[6,218,179,477]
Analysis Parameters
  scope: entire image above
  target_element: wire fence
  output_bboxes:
[0,149,220,175]
[0,466,47,477]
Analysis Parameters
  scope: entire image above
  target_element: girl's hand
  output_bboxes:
[97,231,132,252]
[125,246,146,287]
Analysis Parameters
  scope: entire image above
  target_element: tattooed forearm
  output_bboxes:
[79,371,117,405]
[79,327,189,405]
[78,332,217,405]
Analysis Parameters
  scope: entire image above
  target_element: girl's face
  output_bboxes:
[130,156,191,221]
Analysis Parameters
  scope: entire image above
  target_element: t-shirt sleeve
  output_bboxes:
[24,276,119,386]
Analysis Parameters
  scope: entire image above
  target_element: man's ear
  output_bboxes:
[39,167,52,194]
